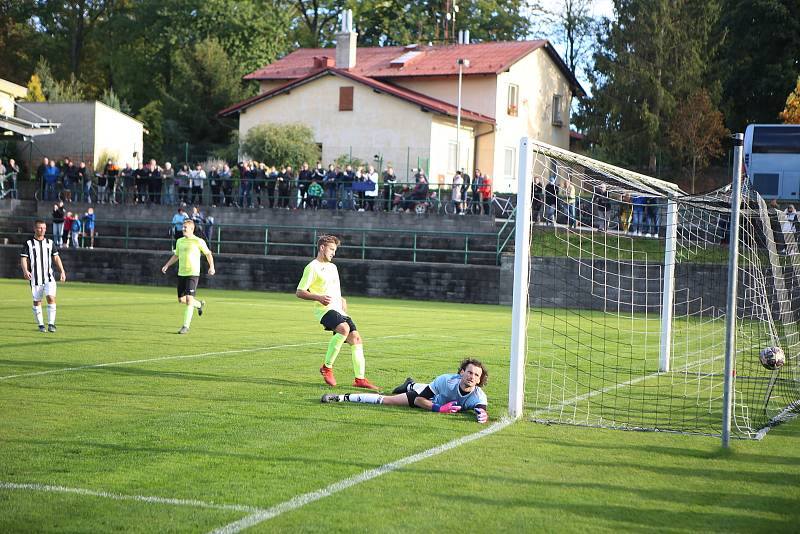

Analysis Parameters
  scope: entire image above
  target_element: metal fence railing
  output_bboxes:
[0,217,511,266]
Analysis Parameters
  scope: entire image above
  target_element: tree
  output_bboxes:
[668,89,729,193]
[779,77,800,124]
[33,57,86,102]
[351,0,531,47]
[25,74,46,102]
[165,38,254,149]
[0,0,42,84]
[100,88,132,115]
[32,0,114,76]
[293,0,341,47]
[579,0,721,174]
[531,0,598,74]
[241,123,320,168]
[714,0,800,131]
[136,101,165,163]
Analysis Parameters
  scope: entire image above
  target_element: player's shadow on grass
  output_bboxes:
[0,337,108,351]
[6,437,380,469]
[78,365,305,387]
[527,435,800,466]
[459,494,793,532]
[572,458,799,487]
[424,473,798,516]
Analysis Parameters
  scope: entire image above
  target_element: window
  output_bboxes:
[752,126,800,153]
[447,142,458,173]
[752,173,780,196]
[552,94,563,126]
[339,86,354,111]
[507,84,519,116]
[503,147,516,180]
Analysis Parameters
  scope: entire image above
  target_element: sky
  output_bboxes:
[538,0,615,19]
[532,0,617,96]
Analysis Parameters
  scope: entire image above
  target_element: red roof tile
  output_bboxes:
[221,67,495,124]
[245,41,546,80]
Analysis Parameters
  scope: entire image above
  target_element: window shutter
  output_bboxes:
[339,87,354,111]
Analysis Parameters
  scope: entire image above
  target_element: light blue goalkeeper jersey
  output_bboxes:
[429,373,487,410]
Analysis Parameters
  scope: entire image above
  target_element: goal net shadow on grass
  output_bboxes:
[519,140,800,439]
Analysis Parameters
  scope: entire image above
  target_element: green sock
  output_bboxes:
[351,344,365,379]
[183,304,193,328]
[324,333,347,368]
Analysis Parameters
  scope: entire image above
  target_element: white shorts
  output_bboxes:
[31,281,57,302]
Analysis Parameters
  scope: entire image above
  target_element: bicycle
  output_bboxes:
[491,195,516,218]
[414,191,449,214]
[0,173,18,199]
[451,197,483,215]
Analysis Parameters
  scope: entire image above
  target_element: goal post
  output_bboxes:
[509,136,800,440]
[508,137,533,419]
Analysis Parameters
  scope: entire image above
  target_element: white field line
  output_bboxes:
[531,352,725,418]
[0,481,265,513]
[208,417,514,534]
[0,334,413,381]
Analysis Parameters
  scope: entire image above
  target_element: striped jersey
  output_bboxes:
[20,237,59,286]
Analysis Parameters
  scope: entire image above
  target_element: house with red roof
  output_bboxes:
[220,15,584,193]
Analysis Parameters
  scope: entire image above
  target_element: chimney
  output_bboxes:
[335,9,357,70]
[313,56,335,68]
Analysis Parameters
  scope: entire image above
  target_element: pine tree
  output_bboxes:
[579,0,720,174]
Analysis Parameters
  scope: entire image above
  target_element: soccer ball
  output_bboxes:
[759,346,785,370]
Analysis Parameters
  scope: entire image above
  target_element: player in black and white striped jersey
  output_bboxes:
[20,220,67,333]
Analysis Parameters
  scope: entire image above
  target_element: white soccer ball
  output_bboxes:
[759,346,785,370]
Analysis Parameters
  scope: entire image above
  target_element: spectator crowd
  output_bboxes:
[531,175,663,237]
[27,155,497,215]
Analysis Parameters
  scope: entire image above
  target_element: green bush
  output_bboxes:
[240,123,319,168]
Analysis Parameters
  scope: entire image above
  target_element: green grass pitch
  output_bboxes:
[1,278,798,533]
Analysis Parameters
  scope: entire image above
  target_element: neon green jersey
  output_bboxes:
[174,235,211,276]
[297,259,344,320]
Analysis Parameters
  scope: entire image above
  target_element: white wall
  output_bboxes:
[258,81,286,94]
[0,79,26,116]
[0,93,15,117]
[15,102,142,170]
[429,119,474,186]
[94,101,144,168]
[491,48,573,192]
[240,73,436,182]
[390,48,575,192]
[392,74,498,119]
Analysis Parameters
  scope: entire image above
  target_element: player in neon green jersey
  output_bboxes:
[161,219,215,334]
[296,234,379,390]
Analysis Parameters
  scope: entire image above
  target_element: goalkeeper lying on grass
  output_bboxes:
[321,358,489,424]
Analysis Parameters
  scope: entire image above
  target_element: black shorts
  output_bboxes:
[320,310,356,333]
[177,275,199,298]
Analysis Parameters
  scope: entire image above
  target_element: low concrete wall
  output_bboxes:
[2,245,735,312]
[0,245,505,304]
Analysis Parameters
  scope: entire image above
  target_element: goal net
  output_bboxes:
[511,138,800,439]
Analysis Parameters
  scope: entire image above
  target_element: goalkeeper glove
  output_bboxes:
[474,407,488,424]
[432,401,461,414]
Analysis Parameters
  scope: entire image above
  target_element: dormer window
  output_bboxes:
[507,84,519,116]
[552,94,563,126]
